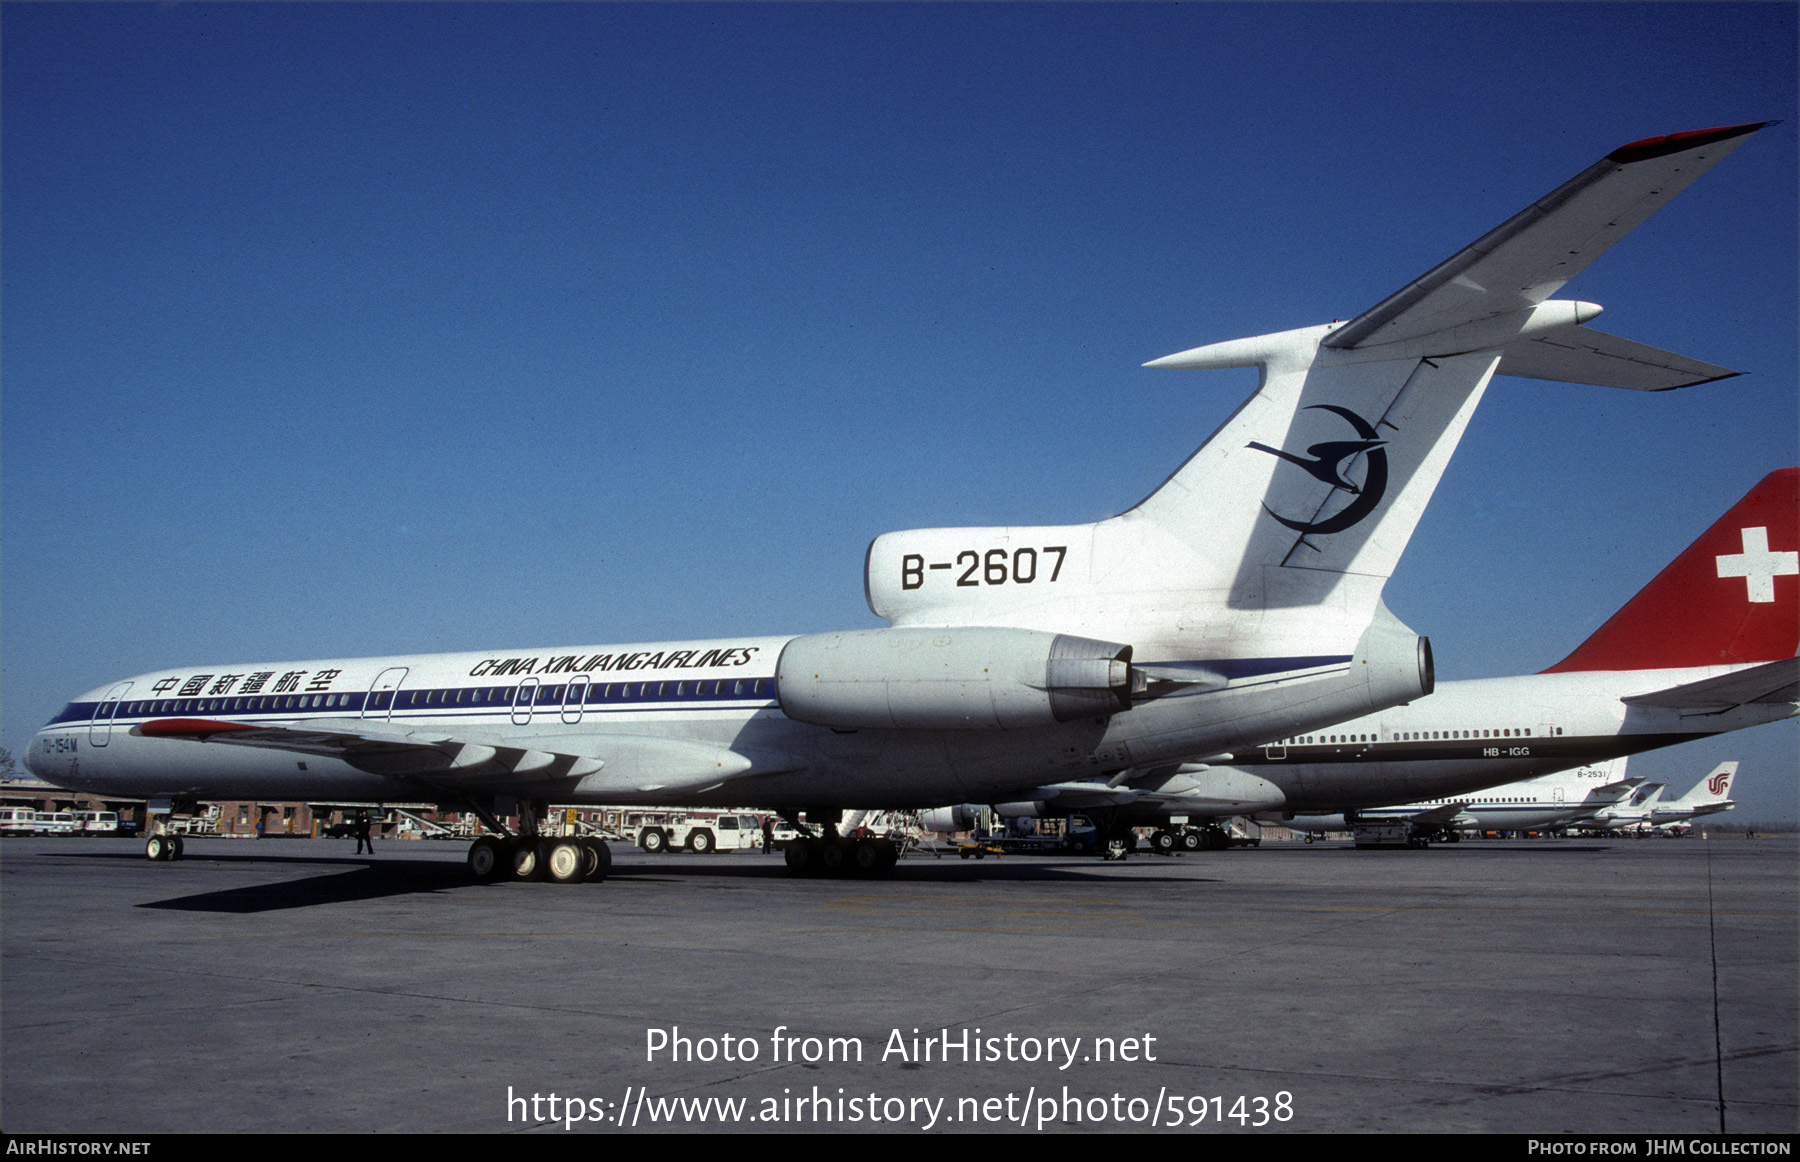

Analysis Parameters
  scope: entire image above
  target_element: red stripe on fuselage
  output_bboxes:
[136,718,261,737]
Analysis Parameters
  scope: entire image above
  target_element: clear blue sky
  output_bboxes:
[5,4,1795,816]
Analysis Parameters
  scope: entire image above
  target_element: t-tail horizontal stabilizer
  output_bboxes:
[1130,124,1767,640]
[1496,326,1738,392]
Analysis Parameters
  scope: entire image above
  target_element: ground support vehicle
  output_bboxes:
[1353,821,1427,849]
[953,837,1005,860]
[0,808,39,835]
[71,811,119,835]
[635,812,765,854]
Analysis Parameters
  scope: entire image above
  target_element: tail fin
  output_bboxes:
[864,127,1764,661]
[1677,761,1738,806]
[1544,469,1799,672]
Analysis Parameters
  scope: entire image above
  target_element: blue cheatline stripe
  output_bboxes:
[46,676,781,727]
[43,652,1357,728]
[1210,655,1352,679]
[1135,655,1352,680]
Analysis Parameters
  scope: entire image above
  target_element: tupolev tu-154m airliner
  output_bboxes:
[26,122,1770,883]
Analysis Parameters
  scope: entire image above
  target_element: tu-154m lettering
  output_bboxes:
[27,123,1770,881]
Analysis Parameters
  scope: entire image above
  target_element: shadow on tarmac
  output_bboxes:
[64,839,1627,918]
[607,859,1214,885]
[95,850,1216,912]
[68,840,1620,916]
[136,860,473,912]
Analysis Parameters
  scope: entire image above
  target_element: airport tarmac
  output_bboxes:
[1,834,1794,1134]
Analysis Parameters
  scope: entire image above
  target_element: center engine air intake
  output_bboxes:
[776,628,1133,730]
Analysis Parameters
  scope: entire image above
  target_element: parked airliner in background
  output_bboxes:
[1280,757,1642,841]
[1648,762,1739,829]
[1574,780,1670,836]
[25,123,1772,882]
[956,468,1797,850]
[1286,759,1738,843]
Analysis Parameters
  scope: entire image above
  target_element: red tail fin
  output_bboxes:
[1544,468,1799,672]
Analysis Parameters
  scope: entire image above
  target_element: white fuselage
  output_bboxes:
[32,643,1789,818]
[24,624,1426,813]
[1129,665,1789,821]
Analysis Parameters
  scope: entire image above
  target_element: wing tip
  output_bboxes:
[1607,122,1773,164]
[1646,369,1743,392]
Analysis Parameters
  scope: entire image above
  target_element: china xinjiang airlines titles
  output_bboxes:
[26,123,1773,883]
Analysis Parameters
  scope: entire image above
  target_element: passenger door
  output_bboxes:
[363,668,409,721]
[87,682,133,747]
[512,677,541,726]
[561,675,589,725]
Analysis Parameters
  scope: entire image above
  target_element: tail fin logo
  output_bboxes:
[1707,769,1731,795]
[1247,405,1390,535]
[1715,527,1799,603]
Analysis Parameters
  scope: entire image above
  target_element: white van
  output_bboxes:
[71,811,120,836]
[0,807,38,836]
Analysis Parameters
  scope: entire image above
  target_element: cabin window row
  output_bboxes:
[97,678,777,720]
[1277,727,1536,745]
[395,678,776,707]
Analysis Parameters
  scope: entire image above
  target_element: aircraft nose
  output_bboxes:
[21,733,48,777]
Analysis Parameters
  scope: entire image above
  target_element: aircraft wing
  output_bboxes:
[1026,781,1145,810]
[1398,802,1472,827]
[134,717,797,796]
[1622,657,1800,713]
[1324,123,1769,351]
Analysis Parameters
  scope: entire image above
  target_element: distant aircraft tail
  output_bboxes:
[1675,761,1738,806]
[1544,468,1799,672]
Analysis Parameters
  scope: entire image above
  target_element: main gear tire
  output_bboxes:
[580,838,611,882]
[467,836,504,881]
[545,839,586,884]
[509,837,545,882]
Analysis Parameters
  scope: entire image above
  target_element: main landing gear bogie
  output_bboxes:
[144,834,185,862]
[1147,825,1233,855]
[469,835,611,885]
[783,835,898,877]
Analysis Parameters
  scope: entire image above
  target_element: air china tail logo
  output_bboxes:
[1248,405,1389,535]
[1707,770,1732,796]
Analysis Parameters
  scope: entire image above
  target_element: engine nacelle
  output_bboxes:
[776,627,1133,730]
[918,804,984,833]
